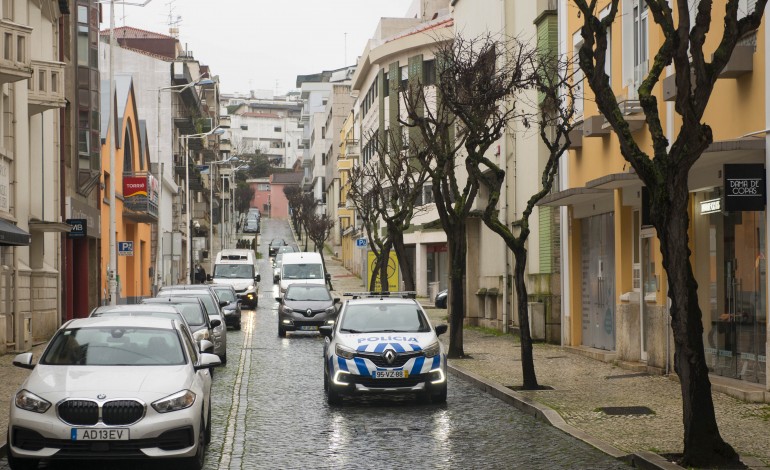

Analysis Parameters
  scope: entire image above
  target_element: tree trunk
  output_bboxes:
[655,181,737,467]
[513,247,539,389]
[379,246,390,292]
[391,232,416,292]
[446,224,466,358]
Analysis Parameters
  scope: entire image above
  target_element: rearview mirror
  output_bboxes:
[199,339,214,353]
[195,352,221,370]
[319,325,333,338]
[210,319,222,328]
[255,274,261,282]
[13,352,35,370]
[435,324,448,336]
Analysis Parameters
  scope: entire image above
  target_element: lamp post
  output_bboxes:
[180,126,225,284]
[105,0,153,305]
[153,76,214,291]
[207,156,237,272]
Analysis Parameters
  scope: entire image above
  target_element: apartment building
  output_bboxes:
[0,0,68,353]
[545,0,768,388]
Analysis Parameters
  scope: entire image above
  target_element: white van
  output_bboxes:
[277,252,330,300]
[211,249,261,308]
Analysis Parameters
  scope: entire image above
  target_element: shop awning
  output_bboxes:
[537,187,611,207]
[29,220,73,233]
[0,219,31,246]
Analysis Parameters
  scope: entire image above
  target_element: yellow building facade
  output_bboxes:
[547,0,768,390]
[99,76,157,304]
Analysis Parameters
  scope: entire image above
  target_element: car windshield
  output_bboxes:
[270,239,284,247]
[140,300,206,326]
[214,289,236,302]
[285,285,331,301]
[41,327,185,366]
[160,291,218,316]
[339,303,431,333]
[214,264,253,278]
[282,263,323,279]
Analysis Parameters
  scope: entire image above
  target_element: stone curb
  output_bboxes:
[447,363,687,470]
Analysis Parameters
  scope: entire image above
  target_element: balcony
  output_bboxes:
[716,44,753,78]
[28,59,65,114]
[192,201,208,220]
[219,139,232,153]
[122,172,159,223]
[583,115,610,137]
[219,115,231,129]
[0,19,32,84]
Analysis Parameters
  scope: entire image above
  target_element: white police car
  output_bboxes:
[319,293,448,405]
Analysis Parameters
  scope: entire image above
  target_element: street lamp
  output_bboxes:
[207,155,237,272]
[152,76,214,291]
[230,164,249,247]
[105,0,153,305]
[180,126,225,284]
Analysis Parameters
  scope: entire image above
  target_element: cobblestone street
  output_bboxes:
[0,219,630,469]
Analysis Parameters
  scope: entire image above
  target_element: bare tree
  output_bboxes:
[348,128,430,292]
[305,212,336,290]
[348,163,391,291]
[455,37,578,390]
[574,0,767,465]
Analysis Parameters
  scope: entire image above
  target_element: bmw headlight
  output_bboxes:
[193,328,210,342]
[335,344,355,360]
[152,390,196,413]
[15,389,51,413]
[423,341,440,358]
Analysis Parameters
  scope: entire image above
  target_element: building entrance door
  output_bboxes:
[580,212,616,350]
[707,210,767,384]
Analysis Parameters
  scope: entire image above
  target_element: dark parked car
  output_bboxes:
[269,238,287,257]
[210,284,242,330]
[435,289,448,309]
[278,283,340,337]
[138,297,220,354]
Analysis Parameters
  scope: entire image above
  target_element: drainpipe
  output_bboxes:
[764,10,770,391]
[666,59,674,375]
[558,0,570,348]
[500,0,510,334]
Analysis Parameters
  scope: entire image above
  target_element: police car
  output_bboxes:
[319,292,448,405]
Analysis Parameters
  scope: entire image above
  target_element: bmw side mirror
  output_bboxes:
[435,324,448,336]
[13,352,35,370]
[319,325,333,338]
[195,353,221,370]
[210,319,222,328]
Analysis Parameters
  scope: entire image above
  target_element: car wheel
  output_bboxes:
[431,384,448,404]
[278,324,286,338]
[7,434,39,470]
[180,415,206,470]
[325,367,343,406]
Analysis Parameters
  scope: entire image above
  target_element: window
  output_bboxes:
[258,183,270,191]
[423,60,436,86]
[241,125,248,131]
[3,0,13,20]
[274,126,282,132]
[572,31,584,118]
[400,66,408,88]
[4,33,11,61]
[384,72,390,97]
[77,26,88,66]
[633,0,648,78]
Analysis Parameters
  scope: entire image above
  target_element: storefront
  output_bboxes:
[693,164,767,385]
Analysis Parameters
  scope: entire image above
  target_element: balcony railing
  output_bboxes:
[122,171,159,223]
[28,59,65,114]
[0,19,31,84]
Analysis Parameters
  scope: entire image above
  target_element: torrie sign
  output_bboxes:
[724,164,766,212]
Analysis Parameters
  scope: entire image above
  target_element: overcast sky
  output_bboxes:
[104,0,415,94]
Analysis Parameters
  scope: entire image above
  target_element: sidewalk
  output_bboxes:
[324,255,770,470]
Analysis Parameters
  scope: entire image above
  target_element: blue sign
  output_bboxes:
[356,238,368,248]
[66,219,87,239]
[118,241,134,256]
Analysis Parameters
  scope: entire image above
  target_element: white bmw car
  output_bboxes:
[320,293,448,405]
[6,316,220,470]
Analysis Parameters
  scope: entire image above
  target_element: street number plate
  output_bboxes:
[299,325,318,331]
[71,428,130,441]
[373,370,408,379]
